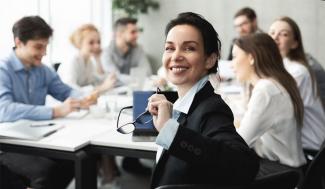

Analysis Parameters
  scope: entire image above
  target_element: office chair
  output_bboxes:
[155,169,300,189]
[0,163,26,189]
[53,62,61,72]
[299,141,325,189]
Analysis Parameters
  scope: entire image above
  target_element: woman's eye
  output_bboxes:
[165,47,174,51]
[280,32,289,37]
[184,46,195,51]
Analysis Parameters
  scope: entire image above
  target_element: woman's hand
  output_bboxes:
[80,90,99,108]
[100,73,117,91]
[147,94,173,132]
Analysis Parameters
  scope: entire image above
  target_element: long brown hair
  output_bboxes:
[277,16,318,97]
[234,33,304,126]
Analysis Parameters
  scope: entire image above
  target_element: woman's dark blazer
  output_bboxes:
[151,82,259,188]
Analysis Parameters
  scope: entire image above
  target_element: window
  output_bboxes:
[0,0,112,66]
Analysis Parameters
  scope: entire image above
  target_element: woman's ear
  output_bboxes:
[205,53,218,70]
[248,54,255,66]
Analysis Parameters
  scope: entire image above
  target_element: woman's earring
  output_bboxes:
[250,60,254,66]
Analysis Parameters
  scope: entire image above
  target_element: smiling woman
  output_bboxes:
[147,12,259,188]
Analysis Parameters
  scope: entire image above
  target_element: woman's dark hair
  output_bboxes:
[12,16,53,44]
[165,12,221,74]
[234,33,304,126]
[277,16,319,97]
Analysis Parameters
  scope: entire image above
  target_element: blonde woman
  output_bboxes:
[59,24,120,186]
[58,24,116,95]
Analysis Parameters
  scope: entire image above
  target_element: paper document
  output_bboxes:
[0,120,63,140]
[66,110,89,119]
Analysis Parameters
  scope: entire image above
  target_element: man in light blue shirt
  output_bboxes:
[0,16,96,189]
[0,28,96,123]
[0,51,81,122]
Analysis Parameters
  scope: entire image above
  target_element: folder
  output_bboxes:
[132,90,178,142]
[0,120,63,140]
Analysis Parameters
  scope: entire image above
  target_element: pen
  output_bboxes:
[156,87,161,94]
[30,123,56,127]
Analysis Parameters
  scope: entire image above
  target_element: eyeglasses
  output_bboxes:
[116,87,161,134]
[116,106,153,134]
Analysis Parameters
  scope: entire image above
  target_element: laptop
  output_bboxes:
[132,91,178,142]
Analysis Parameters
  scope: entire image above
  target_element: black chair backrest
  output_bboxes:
[250,170,300,189]
[53,62,61,72]
[155,170,300,189]
[300,143,325,189]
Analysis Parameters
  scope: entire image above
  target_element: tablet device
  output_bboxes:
[132,91,178,142]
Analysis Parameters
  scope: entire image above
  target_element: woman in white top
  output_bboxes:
[58,24,116,95]
[59,24,119,186]
[269,17,325,152]
[233,33,306,174]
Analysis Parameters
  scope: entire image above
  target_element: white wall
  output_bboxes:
[137,0,325,72]
[1,0,324,71]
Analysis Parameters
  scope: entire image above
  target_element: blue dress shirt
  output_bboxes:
[0,51,77,122]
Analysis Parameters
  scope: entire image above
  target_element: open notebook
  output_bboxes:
[0,120,63,140]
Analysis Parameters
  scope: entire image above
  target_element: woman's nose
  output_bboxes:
[171,49,184,62]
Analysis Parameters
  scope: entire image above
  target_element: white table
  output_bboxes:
[0,118,114,151]
[0,116,116,189]
[0,109,158,189]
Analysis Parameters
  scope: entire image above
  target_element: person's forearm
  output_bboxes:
[0,102,52,122]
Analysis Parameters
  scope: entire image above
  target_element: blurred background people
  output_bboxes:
[0,15,95,189]
[269,16,325,156]
[58,23,120,188]
[228,7,262,60]
[58,24,116,95]
[233,33,306,176]
[101,17,152,87]
[101,17,153,175]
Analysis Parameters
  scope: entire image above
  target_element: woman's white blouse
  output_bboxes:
[284,58,325,150]
[238,79,306,167]
[58,54,103,93]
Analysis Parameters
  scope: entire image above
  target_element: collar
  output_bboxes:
[173,75,208,114]
[10,50,26,72]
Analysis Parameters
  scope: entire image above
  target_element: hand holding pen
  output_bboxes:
[147,87,173,131]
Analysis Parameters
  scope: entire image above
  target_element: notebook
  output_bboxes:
[0,120,63,140]
[132,91,178,142]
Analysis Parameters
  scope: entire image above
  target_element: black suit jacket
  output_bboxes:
[151,82,259,188]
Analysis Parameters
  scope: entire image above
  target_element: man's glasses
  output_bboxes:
[116,88,161,134]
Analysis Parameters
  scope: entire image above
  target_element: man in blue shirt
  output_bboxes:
[0,16,95,189]
[0,23,96,122]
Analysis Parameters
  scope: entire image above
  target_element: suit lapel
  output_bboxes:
[151,82,215,188]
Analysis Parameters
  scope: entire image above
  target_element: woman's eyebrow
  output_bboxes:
[165,41,199,45]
